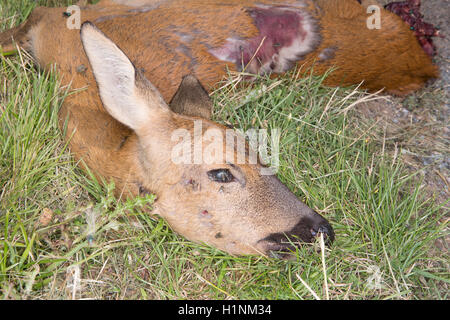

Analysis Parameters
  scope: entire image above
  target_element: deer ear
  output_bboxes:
[169,75,213,119]
[81,22,168,131]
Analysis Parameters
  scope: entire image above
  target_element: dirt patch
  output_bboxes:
[354,0,449,258]
[356,0,449,207]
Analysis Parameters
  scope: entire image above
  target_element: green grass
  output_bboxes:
[0,0,448,300]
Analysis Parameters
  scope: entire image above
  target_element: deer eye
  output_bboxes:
[207,169,234,183]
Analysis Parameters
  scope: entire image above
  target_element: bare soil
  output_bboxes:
[357,0,449,206]
[356,0,449,254]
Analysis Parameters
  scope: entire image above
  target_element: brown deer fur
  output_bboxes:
[0,0,438,97]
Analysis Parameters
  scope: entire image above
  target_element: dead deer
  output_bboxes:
[2,16,336,257]
[1,0,436,257]
[0,0,438,98]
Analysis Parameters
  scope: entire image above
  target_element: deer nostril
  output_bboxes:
[310,224,334,245]
[311,226,329,237]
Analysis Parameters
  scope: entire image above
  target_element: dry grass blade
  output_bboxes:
[319,232,329,300]
[296,273,321,300]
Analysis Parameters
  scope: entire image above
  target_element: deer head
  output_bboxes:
[80,22,334,258]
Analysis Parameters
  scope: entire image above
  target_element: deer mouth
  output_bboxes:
[257,213,335,259]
